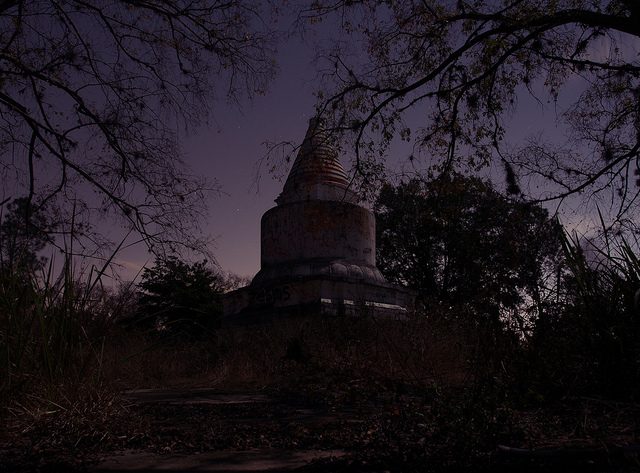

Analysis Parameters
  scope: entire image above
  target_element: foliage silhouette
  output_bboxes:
[136,256,224,336]
[304,0,640,223]
[525,231,640,399]
[0,197,55,277]
[375,174,564,329]
[0,0,277,254]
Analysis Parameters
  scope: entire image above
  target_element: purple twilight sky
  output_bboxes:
[113,22,345,281]
[108,15,640,283]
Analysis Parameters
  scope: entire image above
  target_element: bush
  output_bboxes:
[134,256,224,336]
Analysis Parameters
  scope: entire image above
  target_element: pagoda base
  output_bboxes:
[223,276,414,323]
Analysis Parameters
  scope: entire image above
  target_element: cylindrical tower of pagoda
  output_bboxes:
[252,117,385,287]
[260,200,375,267]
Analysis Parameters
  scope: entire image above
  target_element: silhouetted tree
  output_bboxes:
[0,1,276,254]
[375,174,564,329]
[0,197,55,277]
[303,0,640,223]
[136,256,224,335]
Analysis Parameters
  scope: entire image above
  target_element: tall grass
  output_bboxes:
[525,229,640,399]
[0,250,129,402]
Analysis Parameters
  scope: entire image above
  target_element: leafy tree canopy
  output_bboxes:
[304,0,640,224]
[375,174,564,322]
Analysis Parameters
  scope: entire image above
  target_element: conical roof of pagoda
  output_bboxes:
[276,117,357,205]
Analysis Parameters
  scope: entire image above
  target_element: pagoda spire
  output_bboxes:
[276,117,357,205]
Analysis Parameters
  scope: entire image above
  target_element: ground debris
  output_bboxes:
[1,375,639,472]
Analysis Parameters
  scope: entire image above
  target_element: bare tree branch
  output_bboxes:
[0,0,277,257]
[304,0,640,222]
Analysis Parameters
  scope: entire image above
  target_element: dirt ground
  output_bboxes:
[2,370,640,473]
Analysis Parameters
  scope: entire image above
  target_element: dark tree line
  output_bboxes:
[376,175,640,399]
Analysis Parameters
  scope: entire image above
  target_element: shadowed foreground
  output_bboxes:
[1,317,639,472]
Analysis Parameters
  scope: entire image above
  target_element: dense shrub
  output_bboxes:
[134,256,224,336]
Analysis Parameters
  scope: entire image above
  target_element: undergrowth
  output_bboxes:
[1,224,639,472]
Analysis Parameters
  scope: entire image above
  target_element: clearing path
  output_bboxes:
[92,388,354,472]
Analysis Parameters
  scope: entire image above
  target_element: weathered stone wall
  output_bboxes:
[261,200,375,267]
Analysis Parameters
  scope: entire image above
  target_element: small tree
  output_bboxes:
[136,257,224,335]
[0,197,54,277]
